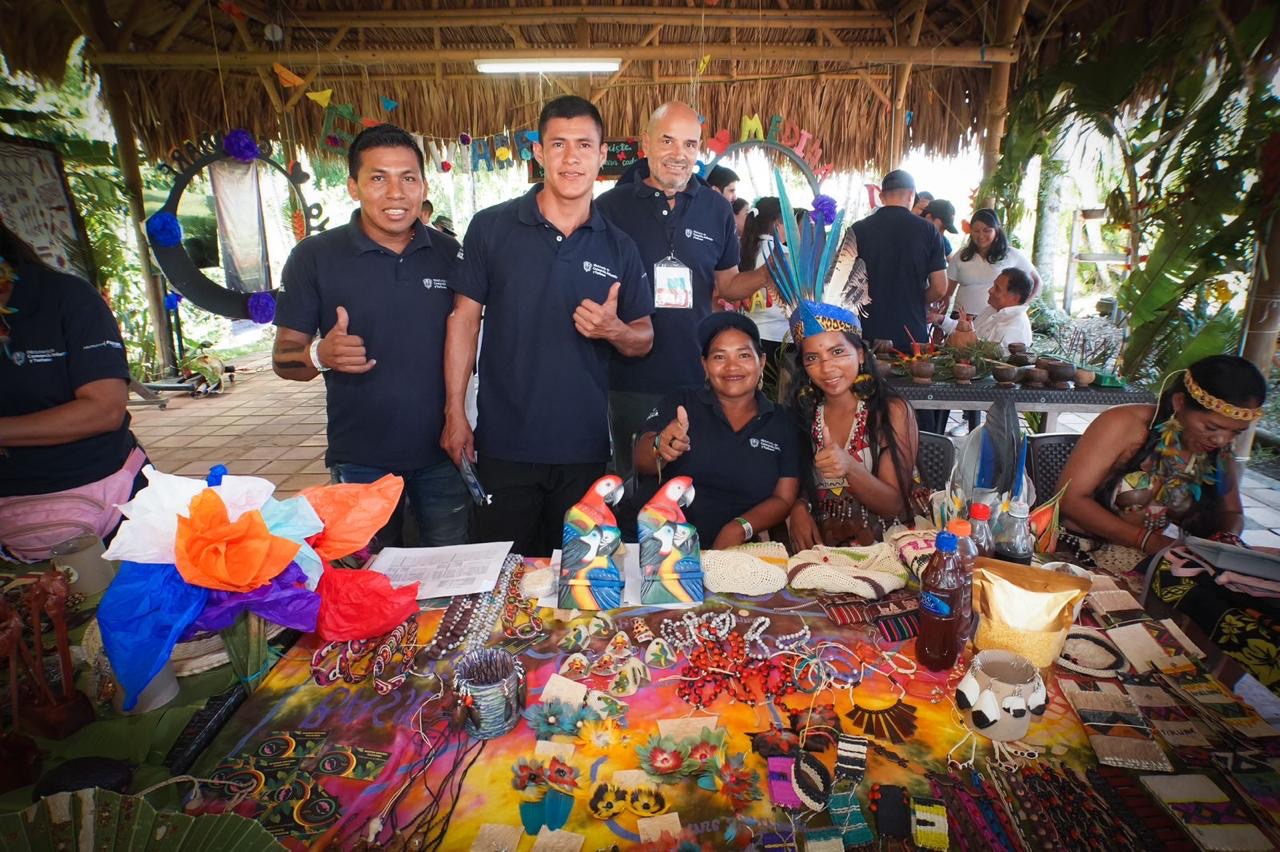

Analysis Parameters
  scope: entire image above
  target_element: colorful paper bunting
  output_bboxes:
[306,89,333,108]
[272,63,304,88]
[381,96,399,111]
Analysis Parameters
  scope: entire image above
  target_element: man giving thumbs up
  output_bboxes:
[272,123,469,549]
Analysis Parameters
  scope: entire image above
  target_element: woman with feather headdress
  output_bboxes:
[755,175,926,548]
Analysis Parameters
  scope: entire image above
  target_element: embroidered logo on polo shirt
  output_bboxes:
[750,437,781,453]
[12,348,65,366]
[684,228,714,243]
[456,247,465,261]
[583,261,618,280]
[83,340,124,351]
[422,278,449,290]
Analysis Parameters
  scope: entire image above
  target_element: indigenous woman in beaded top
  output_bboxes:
[1059,355,1266,557]
[751,172,922,548]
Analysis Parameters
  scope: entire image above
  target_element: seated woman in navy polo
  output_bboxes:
[632,312,800,549]
[0,223,147,561]
[785,302,924,547]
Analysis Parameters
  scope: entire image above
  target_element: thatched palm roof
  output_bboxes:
[0,1,1256,172]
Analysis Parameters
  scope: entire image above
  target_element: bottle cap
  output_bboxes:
[1009,501,1029,518]
[969,502,991,521]
[947,519,972,537]
[935,531,957,552]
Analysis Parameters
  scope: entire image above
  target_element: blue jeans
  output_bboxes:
[330,459,469,549]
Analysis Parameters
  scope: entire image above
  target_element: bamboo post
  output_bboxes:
[980,0,1032,204]
[99,68,176,374]
[1237,211,1280,459]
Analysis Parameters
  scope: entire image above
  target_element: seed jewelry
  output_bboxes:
[744,616,772,659]
[775,621,812,652]
[499,559,544,640]
[414,595,479,665]
[372,617,419,695]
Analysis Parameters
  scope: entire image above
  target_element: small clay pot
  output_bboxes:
[1047,362,1076,383]
[1034,357,1055,372]
[1075,368,1096,387]
[1022,367,1049,385]
[952,363,976,384]
[909,361,935,384]
[1007,342,1028,355]
[873,339,895,355]
[992,366,1019,384]
[1008,352,1033,367]
[873,359,893,378]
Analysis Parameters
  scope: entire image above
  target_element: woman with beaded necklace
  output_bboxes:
[1059,355,1266,559]
[785,308,923,548]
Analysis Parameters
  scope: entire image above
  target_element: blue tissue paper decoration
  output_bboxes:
[146,212,183,249]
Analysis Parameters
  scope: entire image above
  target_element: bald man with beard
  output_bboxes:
[596,101,770,475]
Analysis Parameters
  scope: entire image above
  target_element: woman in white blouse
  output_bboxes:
[946,208,1042,319]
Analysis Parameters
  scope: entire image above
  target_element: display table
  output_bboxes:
[185,569,1280,851]
[890,378,1155,430]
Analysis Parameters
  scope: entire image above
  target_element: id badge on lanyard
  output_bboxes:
[653,254,693,310]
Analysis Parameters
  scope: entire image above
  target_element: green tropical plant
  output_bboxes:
[980,4,1279,385]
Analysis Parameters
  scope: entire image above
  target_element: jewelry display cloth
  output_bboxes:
[182,569,1274,848]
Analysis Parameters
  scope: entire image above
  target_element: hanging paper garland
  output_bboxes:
[145,212,183,248]
[247,292,276,325]
[441,161,453,172]
[495,146,512,161]
[381,96,399,112]
[223,129,261,163]
[459,133,472,145]
[272,62,304,87]
[306,89,333,108]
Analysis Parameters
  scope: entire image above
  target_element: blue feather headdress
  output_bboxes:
[761,171,861,341]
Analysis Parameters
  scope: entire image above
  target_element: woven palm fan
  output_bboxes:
[0,787,282,850]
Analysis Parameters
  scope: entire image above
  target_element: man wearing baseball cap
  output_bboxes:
[851,169,949,431]
[922,199,959,257]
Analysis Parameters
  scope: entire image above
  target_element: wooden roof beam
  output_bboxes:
[154,0,205,52]
[282,26,352,110]
[591,23,662,104]
[256,7,892,30]
[821,27,891,109]
[90,43,1018,69]
[229,13,284,113]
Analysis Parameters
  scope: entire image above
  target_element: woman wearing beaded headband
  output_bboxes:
[786,311,924,548]
[1059,354,1266,558]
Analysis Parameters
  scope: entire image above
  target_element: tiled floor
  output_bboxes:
[131,354,1280,539]
[129,354,330,500]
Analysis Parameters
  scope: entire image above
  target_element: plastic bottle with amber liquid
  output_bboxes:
[993,501,1035,565]
[918,531,965,671]
[967,502,995,557]
[946,518,978,639]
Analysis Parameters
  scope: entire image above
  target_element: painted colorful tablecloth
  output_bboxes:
[187,584,1100,850]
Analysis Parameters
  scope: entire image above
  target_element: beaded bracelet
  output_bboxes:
[372,618,419,695]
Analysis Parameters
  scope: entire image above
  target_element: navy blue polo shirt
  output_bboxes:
[275,211,459,471]
[639,387,801,546]
[596,160,739,394]
[0,263,132,496]
[451,185,652,465]
[852,206,947,350]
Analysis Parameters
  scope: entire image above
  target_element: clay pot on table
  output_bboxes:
[1007,342,1028,355]
[910,361,936,384]
[1034,357,1056,372]
[1075,369,1096,387]
[1008,352,1033,367]
[992,366,1019,386]
[952,363,977,384]
[1047,362,1076,383]
[873,339,895,356]
[1022,367,1049,387]
[873,359,893,378]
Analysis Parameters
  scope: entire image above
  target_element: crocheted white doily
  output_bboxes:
[703,541,789,596]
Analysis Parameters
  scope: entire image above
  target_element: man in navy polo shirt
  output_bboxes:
[273,123,468,548]
[595,101,769,476]
[442,96,654,557]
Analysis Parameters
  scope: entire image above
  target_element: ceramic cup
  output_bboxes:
[113,661,180,715]
[955,649,1046,743]
[49,535,116,596]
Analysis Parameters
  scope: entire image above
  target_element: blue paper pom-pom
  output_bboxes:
[145,212,183,248]
[223,128,261,163]
[163,292,183,311]
[206,464,228,487]
[811,194,838,226]
[247,291,276,324]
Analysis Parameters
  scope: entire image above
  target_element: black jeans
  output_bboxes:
[471,456,606,557]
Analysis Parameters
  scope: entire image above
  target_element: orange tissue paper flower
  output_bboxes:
[300,474,404,561]
[176,489,300,592]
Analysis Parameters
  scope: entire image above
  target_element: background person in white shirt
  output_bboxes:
[945,208,1041,319]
